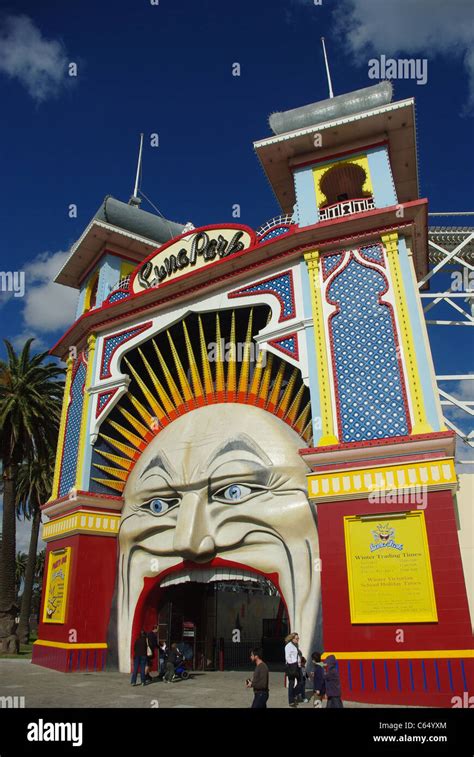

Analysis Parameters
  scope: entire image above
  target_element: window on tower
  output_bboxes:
[84,272,99,313]
[318,161,375,221]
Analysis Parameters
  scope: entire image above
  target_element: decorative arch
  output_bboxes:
[320,162,369,206]
[313,155,374,208]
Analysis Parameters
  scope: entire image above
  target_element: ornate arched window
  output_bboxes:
[320,162,370,207]
[317,160,375,221]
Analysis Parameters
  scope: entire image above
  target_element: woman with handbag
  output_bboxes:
[284,632,305,707]
[145,625,158,681]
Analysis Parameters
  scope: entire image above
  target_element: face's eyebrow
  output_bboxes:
[206,433,272,469]
[139,452,174,481]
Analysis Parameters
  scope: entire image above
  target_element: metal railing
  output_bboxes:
[319,196,375,221]
[108,275,131,294]
[256,214,295,237]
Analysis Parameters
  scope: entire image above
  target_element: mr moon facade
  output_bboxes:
[34,83,473,706]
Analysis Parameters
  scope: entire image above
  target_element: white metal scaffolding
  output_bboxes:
[422,220,474,464]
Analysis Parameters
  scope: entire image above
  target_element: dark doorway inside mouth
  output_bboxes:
[153,574,288,671]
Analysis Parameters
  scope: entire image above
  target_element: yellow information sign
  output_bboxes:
[43,547,72,624]
[344,512,438,624]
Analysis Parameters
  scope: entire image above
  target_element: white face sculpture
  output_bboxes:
[117,403,320,671]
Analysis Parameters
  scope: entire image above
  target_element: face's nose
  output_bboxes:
[172,491,216,562]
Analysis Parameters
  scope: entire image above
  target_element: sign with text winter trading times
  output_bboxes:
[344,512,438,624]
[43,547,72,624]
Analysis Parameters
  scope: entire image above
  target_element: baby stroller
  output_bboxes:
[172,658,189,681]
[171,642,193,680]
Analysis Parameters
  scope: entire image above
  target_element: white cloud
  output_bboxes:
[440,377,474,444]
[0,498,45,555]
[20,250,78,336]
[455,437,474,471]
[334,0,474,110]
[16,514,46,554]
[436,376,474,470]
[0,15,70,102]
[10,329,46,352]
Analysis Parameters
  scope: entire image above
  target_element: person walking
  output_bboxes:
[130,630,149,686]
[158,639,167,679]
[285,632,305,707]
[324,654,343,708]
[246,648,269,708]
[145,625,159,681]
[311,651,326,708]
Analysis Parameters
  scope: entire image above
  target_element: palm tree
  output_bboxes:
[35,549,46,583]
[0,339,64,653]
[32,549,46,624]
[16,454,55,643]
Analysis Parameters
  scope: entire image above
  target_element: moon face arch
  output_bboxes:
[90,306,319,668]
[117,403,321,671]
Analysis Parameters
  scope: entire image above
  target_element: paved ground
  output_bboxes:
[0,659,408,708]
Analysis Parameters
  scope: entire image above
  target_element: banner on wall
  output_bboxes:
[43,547,72,624]
[344,511,438,624]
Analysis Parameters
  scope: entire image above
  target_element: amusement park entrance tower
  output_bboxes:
[33,81,472,706]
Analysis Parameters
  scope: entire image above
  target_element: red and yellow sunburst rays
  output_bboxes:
[92,309,313,492]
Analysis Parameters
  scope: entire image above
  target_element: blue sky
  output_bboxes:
[0,0,473,549]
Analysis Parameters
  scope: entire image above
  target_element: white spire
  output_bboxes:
[321,37,334,99]
[130,132,144,206]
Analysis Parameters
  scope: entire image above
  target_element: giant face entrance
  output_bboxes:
[153,569,288,670]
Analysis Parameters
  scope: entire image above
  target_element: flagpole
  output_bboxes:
[133,133,144,200]
[321,37,334,98]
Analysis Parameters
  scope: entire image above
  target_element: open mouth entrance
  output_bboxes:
[140,566,289,671]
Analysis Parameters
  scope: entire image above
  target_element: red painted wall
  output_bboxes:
[317,489,473,705]
[318,490,472,652]
[36,533,118,645]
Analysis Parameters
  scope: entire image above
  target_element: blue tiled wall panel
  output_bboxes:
[328,257,409,442]
[58,359,87,496]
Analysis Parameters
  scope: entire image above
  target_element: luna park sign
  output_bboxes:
[132,227,254,293]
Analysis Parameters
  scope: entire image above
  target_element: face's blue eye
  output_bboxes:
[141,498,177,516]
[215,484,252,503]
[150,499,167,514]
[227,485,242,500]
